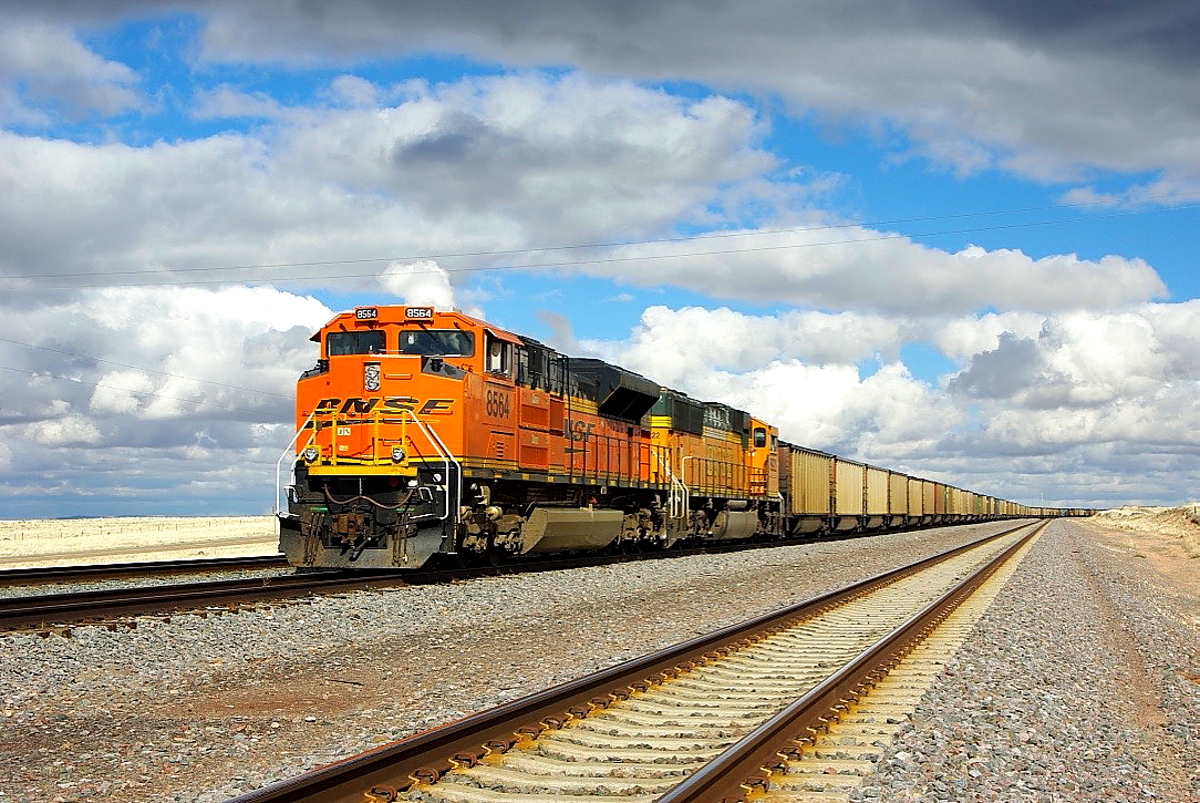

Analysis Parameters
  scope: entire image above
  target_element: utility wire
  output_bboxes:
[1,195,1196,288]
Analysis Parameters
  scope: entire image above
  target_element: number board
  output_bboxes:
[355,307,378,320]
[405,307,434,320]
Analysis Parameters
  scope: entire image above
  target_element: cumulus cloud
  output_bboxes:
[583,306,904,381]
[0,73,781,298]
[25,414,103,447]
[379,260,455,308]
[951,304,1200,410]
[183,1,1200,191]
[0,20,140,124]
[0,286,331,514]
[589,234,1167,314]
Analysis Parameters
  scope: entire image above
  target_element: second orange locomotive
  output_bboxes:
[280,305,779,568]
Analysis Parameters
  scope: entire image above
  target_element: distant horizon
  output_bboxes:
[7,503,1200,523]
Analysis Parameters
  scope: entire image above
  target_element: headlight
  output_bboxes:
[390,446,406,463]
[302,446,319,462]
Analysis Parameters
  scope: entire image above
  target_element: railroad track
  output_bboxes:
[0,568,415,632]
[229,519,1046,802]
[2,523,1026,632]
[0,554,288,586]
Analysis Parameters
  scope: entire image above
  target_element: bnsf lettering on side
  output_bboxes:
[312,397,454,416]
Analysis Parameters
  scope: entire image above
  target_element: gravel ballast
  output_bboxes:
[1,519,1195,801]
[852,519,1198,802]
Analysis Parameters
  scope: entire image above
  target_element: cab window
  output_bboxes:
[398,329,475,356]
[485,334,512,376]
[753,427,767,448]
[327,331,385,356]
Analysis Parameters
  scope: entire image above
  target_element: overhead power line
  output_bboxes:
[0,195,1196,289]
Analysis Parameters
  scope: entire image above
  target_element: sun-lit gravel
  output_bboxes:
[849,519,1198,802]
[1,518,1195,802]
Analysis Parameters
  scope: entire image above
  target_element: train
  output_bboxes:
[276,306,1088,569]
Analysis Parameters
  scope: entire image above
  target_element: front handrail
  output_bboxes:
[283,407,458,523]
[402,408,459,523]
[275,410,316,516]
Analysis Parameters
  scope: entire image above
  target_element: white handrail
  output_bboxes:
[273,408,459,524]
[400,408,460,522]
[275,410,316,516]
[652,450,689,521]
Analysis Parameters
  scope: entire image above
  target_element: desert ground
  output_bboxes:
[1088,504,1200,605]
[0,516,279,568]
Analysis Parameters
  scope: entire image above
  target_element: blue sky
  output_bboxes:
[1,1,1197,517]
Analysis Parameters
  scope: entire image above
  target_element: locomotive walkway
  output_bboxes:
[228,520,1045,802]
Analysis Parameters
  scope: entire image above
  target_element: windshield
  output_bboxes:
[398,329,475,356]
[327,331,385,356]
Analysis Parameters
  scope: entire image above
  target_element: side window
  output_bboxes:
[753,427,767,448]
[485,334,511,376]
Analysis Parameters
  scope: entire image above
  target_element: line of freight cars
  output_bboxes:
[779,444,1085,534]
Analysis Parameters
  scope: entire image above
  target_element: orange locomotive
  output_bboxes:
[278,305,780,568]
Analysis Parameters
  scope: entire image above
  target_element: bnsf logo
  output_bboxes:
[313,397,454,416]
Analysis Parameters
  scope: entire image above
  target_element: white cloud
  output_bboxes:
[379,260,455,308]
[25,414,102,447]
[187,2,1200,192]
[89,370,156,415]
[0,285,332,514]
[951,303,1200,410]
[589,234,1166,314]
[0,73,784,297]
[0,20,140,124]
[584,305,904,381]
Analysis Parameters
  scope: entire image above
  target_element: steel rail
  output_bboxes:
[658,518,1048,802]
[0,554,288,586]
[0,569,410,631]
[227,520,1044,803]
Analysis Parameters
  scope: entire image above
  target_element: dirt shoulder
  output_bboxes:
[1084,505,1200,621]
